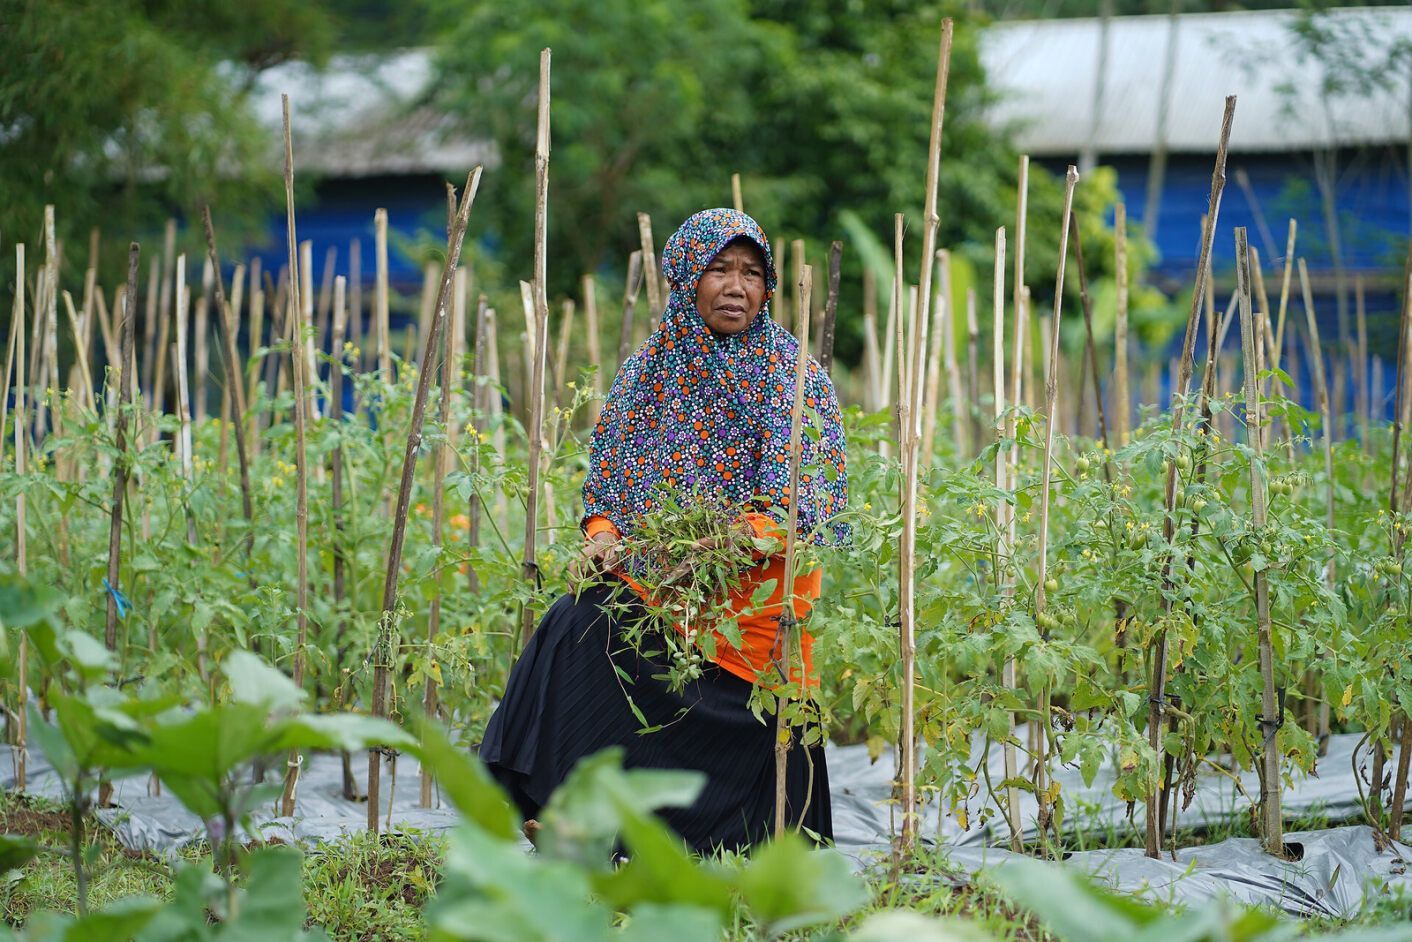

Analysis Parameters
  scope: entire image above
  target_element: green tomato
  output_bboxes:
[1075,456,1091,474]
[1191,497,1208,514]
[1127,530,1148,551]
[1045,578,1059,594]
[1176,452,1192,471]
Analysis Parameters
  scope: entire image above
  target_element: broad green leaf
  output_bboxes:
[616,904,721,942]
[735,835,867,933]
[411,718,518,841]
[223,651,306,713]
[0,834,38,873]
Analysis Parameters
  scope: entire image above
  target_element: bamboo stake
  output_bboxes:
[991,227,1022,849]
[349,240,363,365]
[1147,95,1236,859]
[518,49,552,653]
[1069,213,1111,455]
[194,258,212,425]
[1,268,18,473]
[553,298,575,409]
[1298,259,1337,599]
[731,173,743,213]
[369,167,482,832]
[376,209,392,381]
[1013,155,1029,410]
[467,296,491,596]
[863,267,882,412]
[140,253,159,410]
[1272,220,1297,373]
[941,254,965,457]
[280,96,312,819]
[173,265,197,548]
[1237,228,1284,857]
[617,251,644,372]
[13,243,28,790]
[582,275,603,425]
[921,251,948,466]
[61,293,95,414]
[316,245,336,357]
[201,209,257,571]
[1114,202,1131,446]
[1356,276,1370,448]
[637,212,662,328]
[1033,168,1079,850]
[330,275,359,802]
[966,287,980,455]
[105,244,140,656]
[423,267,465,807]
[773,265,813,837]
[1394,247,1412,517]
[819,241,842,376]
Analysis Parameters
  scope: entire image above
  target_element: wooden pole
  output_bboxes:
[731,173,743,213]
[991,227,1022,849]
[1298,260,1337,599]
[1237,228,1284,857]
[1272,220,1297,374]
[173,262,198,548]
[966,286,981,455]
[375,209,392,381]
[819,241,842,376]
[518,49,552,652]
[105,244,140,654]
[279,97,312,818]
[201,208,256,570]
[863,267,882,413]
[467,296,490,596]
[617,251,643,372]
[1069,213,1111,454]
[637,212,662,329]
[423,267,465,807]
[553,298,575,409]
[12,243,28,790]
[921,251,948,466]
[1147,96,1236,859]
[1356,275,1370,448]
[330,275,359,801]
[1114,202,1131,446]
[369,168,482,833]
[773,265,813,837]
[582,274,603,425]
[1034,167,1080,849]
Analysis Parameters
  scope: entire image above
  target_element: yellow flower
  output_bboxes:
[863,502,873,511]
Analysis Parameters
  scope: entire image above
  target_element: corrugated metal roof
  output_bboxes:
[978,7,1412,156]
[250,51,495,177]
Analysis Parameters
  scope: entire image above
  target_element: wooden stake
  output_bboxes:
[1034,167,1080,849]
[1298,259,1337,596]
[617,250,644,372]
[369,167,482,832]
[966,287,981,454]
[194,258,211,426]
[280,96,312,819]
[1356,275,1370,448]
[1148,95,1236,859]
[330,275,359,802]
[105,244,140,656]
[468,296,491,596]
[819,241,843,376]
[992,227,1022,849]
[941,252,966,457]
[1237,228,1284,857]
[375,209,392,381]
[637,212,662,328]
[1114,202,1130,446]
[518,49,553,653]
[773,264,813,837]
[862,267,882,412]
[553,298,575,409]
[921,250,948,465]
[582,274,603,425]
[1069,213,1111,454]
[731,173,743,213]
[173,263,197,548]
[1272,220,1297,373]
[201,208,256,571]
[423,267,465,808]
[12,243,28,790]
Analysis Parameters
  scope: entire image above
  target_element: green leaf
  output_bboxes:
[223,650,306,713]
[735,835,868,933]
[848,911,995,942]
[0,834,38,873]
[410,718,519,841]
[988,858,1144,941]
[617,904,722,942]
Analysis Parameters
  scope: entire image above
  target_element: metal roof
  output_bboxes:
[978,7,1412,156]
[250,50,496,177]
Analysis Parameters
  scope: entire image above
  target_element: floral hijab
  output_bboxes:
[582,208,849,546]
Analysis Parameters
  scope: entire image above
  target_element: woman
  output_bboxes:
[480,208,849,853]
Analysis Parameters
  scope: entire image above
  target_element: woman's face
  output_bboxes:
[695,239,767,336]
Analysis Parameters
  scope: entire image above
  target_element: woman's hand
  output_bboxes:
[569,530,623,590]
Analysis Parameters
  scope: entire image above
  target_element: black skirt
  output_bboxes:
[480,581,831,853]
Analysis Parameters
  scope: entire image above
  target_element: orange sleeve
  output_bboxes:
[583,515,622,541]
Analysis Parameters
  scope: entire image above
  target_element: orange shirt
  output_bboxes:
[583,514,821,686]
